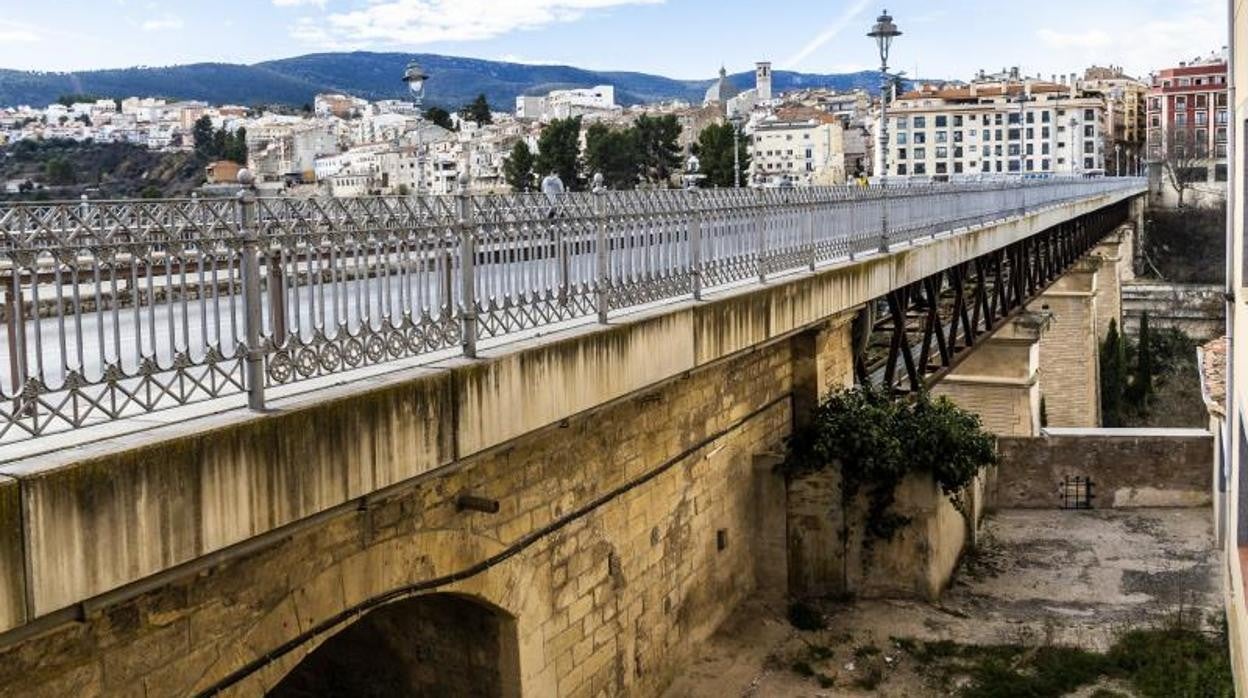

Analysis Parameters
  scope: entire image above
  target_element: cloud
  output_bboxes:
[273,0,328,7]
[141,16,184,31]
[781,0,872,70]
[1036,2,1225,77]
[0,20,40,43]
[291,0,665,46]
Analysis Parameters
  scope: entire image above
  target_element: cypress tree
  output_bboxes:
[1100,319,1128,427]
[1130,311,1155,405]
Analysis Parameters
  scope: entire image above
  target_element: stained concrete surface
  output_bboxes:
[664,508,1220,697]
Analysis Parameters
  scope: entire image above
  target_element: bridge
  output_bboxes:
[0,178,1147,696]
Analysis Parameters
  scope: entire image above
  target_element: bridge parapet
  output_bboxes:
[0,179,1144,444]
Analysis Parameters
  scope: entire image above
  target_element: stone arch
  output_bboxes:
[193,529,552,697]
[267,592,521,698]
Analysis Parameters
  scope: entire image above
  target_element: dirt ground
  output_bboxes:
[662,508,1221,698]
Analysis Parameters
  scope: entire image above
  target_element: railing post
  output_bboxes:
[806,199,817,271]
[756,190,767,284]
[593,173,609,324]
[689,188,703,301]
[457,174,478,359]
[879,179,890,253]
[236,184,266,412]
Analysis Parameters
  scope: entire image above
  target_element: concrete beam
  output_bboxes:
[0,477,24,633]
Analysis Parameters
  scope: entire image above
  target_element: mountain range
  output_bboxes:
[0,52,891,110]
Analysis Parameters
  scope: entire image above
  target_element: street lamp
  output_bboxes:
[729,112,745,188]
[402,61,430,194]
[868,9,901,252]
[1115,143,1123,177]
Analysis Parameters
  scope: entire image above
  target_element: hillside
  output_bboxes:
[0,52,891,109]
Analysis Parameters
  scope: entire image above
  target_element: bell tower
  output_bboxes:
[756,61,773,101]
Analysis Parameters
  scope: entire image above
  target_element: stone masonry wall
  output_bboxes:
[0,339,800,698]
[1029,277,1100,427]
[994,429,1213,509]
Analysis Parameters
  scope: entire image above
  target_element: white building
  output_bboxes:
[883,78,1107,179]
[515,85,618,122]
[750,107,847,187]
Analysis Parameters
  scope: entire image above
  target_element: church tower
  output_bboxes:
[756,62,773,101]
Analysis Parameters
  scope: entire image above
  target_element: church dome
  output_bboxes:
[703,67,741,106]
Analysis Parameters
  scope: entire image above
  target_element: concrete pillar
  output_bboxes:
[932,312,1051,437]
[1028,257,1102,427]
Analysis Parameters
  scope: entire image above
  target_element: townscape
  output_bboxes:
[0,3,1246,697]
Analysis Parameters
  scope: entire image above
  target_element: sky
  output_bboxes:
[0,0,1228,81]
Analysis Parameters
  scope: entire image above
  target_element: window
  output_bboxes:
[1008,144,1020,156]
[996,129,1004,141]
[954,146,964,158]
[1008,160,1020,172]
[1041,111,1052,123]
[936,162,948,174]
[994,114,1003,125]
[1215,164,1228,181]
[914,132,927,144]
[1196,112,1208,125]
[1042,143,1050,155]
[982,115,991,126]
[1042,159,1050,170]
[1084,125,1095,137]
[953,131,964,143]
[953,115,963,127]
[1196,128,1207,144]
[1041,126,1051,139]
[1026,128,1034,139]
[914,116,927,128]
[1176,113,1188,126]
[1084,109,1095,121]
[982,161,991,173]
[936,131,948,143]
[1084,140,1095,154]
[935,115,948,127]
[914,147,926,159]
[1176,96,1187,109]
[1217,110,1229,124]
[954,162,964,174]
[914,163,927,175]
[1025,143,1034,155]
[897,163,908,175]
[1008,112,1020,125]
[936,146,948,158]
[897,148,907,160]
[1026,111,1035,124]
[1008,128,1021,141]
[969,129,978,137]
[1218,127,1228,142]
[1084,157,1095,170]
[1026,159,1034,171]
[1149,98,1161,111]
[1196,94,1208,108]
[983,130,992,142]
[896,132,907,145]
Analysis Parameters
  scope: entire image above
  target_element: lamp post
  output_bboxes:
[402,61,430,194]
[868,9,901,252]
[1116,143,1123,177]
[729,112,745,188]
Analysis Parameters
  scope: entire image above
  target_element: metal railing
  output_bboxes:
[0,177,1144,442]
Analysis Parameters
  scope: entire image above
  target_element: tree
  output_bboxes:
[1159,127,1210,208]
[502,140,536,192]
[1129,311,1155,406]
[75,114,92,126]
[1100,318,1130,427]
[584,123,640,190]
[212,129,228,159]
[225,127,248,165]
[633,114,682,185]
[460,94,493,126]
[44,157,74,186]
[425,106,454,130]
[534,117,583,191]
[192,115,216,160]
[693,122,749,188]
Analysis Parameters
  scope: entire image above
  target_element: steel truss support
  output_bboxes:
[856,202,1126,393]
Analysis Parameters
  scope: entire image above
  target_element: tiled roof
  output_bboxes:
[897,83,1071,101]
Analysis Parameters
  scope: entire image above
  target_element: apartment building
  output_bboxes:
[516,86,618,122]
[1082,65,1148,174]
[885,77,1106,179]
[750,107,847,186]
[1146,53,1229,197]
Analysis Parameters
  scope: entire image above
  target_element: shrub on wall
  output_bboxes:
[785,386,998,549]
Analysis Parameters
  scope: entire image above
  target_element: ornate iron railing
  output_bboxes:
[0,177,1144,442]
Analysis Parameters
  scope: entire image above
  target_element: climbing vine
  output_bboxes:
[785,387,998,560]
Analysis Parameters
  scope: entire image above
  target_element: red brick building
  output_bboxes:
[1146,54,1229,186]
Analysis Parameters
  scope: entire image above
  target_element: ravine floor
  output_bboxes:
[662,507,1221,698]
